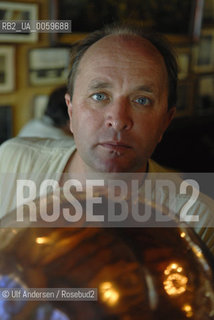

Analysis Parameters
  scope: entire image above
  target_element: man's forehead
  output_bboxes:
[78,34,164,69]
[89,33,153,49]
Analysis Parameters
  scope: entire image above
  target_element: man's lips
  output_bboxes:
[98,141,132,151]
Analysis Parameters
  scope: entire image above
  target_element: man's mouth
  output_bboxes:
[99,141,132,152]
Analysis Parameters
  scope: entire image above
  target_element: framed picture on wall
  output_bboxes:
[192,29,214,72]
[0,1,38,43]
[0,106,13,144]
[0,46,15,93]
[196,74,214,114]
[29,48,70,86]
[52,0,204,44]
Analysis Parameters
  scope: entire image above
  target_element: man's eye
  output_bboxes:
[91,93,107,101]
[134,97,151,105]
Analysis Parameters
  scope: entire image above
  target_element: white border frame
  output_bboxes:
[0,2,38,43]
[0,46,15,93]
[29,47,70,86]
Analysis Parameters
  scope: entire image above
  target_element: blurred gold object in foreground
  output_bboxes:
[0,190,214,319]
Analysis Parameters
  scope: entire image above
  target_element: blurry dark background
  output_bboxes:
[152,115,214,173]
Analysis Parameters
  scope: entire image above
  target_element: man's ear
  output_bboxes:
[158,106,176,143]
[65,93,73,133]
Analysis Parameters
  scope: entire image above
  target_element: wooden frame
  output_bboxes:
[0,46,15,93]
[0,1,38,43]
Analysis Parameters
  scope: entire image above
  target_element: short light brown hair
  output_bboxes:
[67,23,178,110]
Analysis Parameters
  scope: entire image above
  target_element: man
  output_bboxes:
[0,23,213,253]
[64,25,175,175]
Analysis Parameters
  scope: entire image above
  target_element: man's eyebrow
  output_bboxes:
[134,85,155,93]
[88,80,113,90]
[87,81,156,94]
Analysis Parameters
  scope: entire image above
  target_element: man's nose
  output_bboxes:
[104,98,133,131]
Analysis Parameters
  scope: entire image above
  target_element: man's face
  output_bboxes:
[66,34,175,173]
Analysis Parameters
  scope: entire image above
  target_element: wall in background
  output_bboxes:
[0,0,53,137]
[0,0,214,140]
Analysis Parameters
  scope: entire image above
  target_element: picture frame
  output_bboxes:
[0,1,38,43]
[195,74,214,114]
[0,106,13,144]
[192,29,214,72]
[53,0,203,44]
[0,46,15,93]
[32,94,49,119]
[29,47,70,86]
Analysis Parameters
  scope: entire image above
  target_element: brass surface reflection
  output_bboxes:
[0,191,214,319]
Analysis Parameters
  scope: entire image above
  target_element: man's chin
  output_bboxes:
[92,159,138,174]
